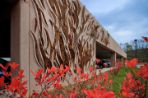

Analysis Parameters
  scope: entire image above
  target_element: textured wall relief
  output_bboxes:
[30,0,100,70]
[96,26,110,46]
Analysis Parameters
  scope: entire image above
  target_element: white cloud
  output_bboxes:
[108,29,135,43]
[105,22,148,43]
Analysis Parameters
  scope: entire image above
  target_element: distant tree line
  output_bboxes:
[120,39,148,62]
[120,39,148,52]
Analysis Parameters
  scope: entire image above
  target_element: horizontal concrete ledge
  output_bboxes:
[96,37,127,58]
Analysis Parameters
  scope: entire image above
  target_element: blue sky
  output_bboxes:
[80,0,148,43]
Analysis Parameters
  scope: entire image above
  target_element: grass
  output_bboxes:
[109,66,132,98]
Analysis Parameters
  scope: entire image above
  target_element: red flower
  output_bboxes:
[102,91,116,98]
[80,73,89,80]
[104,72,109,80]
[109,80,113,84]
[137,64,148,81]
[42,91,48,96]
[83,85,116,98]
[121,72,145,98]
[30,90,39,98]
[48,94,52,98]
[48,66,57,73]
[64,66,70,72]
[126,73,132,79]
[8,62,19,70]
[9,77,20,89]
[121,91,135,98]
[54,83,62,89]
[60,94,64,98]
[6,76,27,97]
[70,92,77,98]
[0,77,4,87]
[76,67,81,75]
[18,69,24,78]
[35,69,43,78]
[20,88,27,97]
[126,58,138,68]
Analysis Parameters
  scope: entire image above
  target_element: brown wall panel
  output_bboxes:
[30,0,97,70]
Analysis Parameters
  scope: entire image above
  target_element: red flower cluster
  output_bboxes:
[0,60,147,98]
[125,58,138,68]
[83,84,115,98]
[30,65,70,98]
[0,62,27,98]
[70,67,114,98]
[121,72,145,98]
[136,64,148,81]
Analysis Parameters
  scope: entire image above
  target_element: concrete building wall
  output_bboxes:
[29,0,98,70]
[10,0,126,96]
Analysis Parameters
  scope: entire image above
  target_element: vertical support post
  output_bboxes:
[121,57,125,66]
[111,52,117,66]
[11,0,30,97]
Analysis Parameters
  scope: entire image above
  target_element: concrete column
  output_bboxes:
[11,0,30,96]
[111,52,117,66]
[121,57,125,66]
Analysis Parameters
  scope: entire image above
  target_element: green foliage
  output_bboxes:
[109,66,131,97]
[127,48,148,62]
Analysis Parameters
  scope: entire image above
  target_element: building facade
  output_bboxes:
[0,0,126,96]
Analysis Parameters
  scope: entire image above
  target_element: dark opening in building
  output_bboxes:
[0,0,18,58]
[96,42,113,59]
[0,0,11,57]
